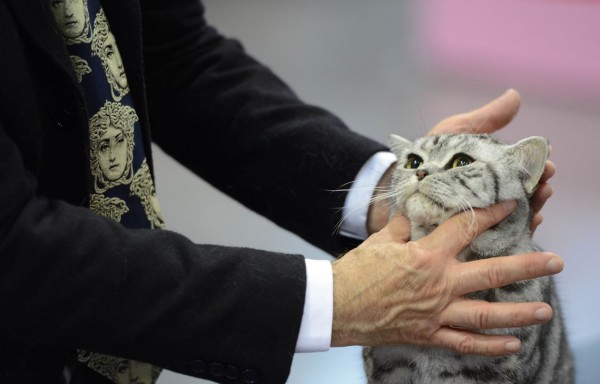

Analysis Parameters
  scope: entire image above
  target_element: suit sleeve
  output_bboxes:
[0,117,306,382]
[141,0,388,256]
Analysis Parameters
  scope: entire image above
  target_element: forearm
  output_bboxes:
[141,0,386,255]
[296,152,396,352]
[0,121,306,382]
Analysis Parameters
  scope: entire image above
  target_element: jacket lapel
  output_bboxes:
[102,0,145,109]
[4,0,80,88]
[4,0,147,116]
[5,0,154,168]
[8,0,153,160]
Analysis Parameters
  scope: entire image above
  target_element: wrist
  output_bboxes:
[330,254,371,347]
[331,259,352,347]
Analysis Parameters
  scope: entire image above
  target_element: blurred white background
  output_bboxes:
[156,1,600,383]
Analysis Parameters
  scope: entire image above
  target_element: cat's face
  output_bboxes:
[388,134,548,241]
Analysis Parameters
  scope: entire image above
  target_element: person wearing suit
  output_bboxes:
[0,0,561,383]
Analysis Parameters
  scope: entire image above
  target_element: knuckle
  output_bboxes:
[472,305,491,328]
[486,261,505,287]
[404,241,434,268]
[404,240,422,254]
[455,335,477,354]
[459,212,482,244]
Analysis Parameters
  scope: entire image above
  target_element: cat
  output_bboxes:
[363,133,573,384]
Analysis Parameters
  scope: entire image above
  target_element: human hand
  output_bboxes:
[427,89,554,233]
[427,88,522,135]
[367,89,554,234]
[332,201,564,356]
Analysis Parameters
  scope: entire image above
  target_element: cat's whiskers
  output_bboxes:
[429,181,477,239]
[456,195,477,238]
[329,184,395,237]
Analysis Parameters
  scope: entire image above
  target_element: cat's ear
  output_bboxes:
[388,134,412,154]
[509,136,549,195]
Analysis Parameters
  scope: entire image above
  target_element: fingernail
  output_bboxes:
[534,307,552,321]
[506,341,521,352]
[504,88,520,100]
[546,256,564,274]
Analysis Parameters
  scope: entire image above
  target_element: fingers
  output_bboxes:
[530,213,543,235]
[368,212,411,244]
[530,159,555,233]
[531,159,555,216]
[428,89,521,135]
[431,327,524,356]
[451,252,564,296]
[419,201,517,257]
[433,298,553,356]
[539,159,556,184]
[531,182,554,214]
[441,300,553,330]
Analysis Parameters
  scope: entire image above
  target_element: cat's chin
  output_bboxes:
[403,193,453,233]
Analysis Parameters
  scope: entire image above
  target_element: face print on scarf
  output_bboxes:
[89,101,137,193]
[92,8,129,101]
[78,351,161,384]
[49,0,92,44]
[115,360,159,384]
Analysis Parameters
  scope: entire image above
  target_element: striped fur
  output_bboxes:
[364,134,573,384]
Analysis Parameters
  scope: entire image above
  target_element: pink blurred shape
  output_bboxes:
[420,0,600,100]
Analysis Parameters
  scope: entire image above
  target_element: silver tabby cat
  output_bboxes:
[363,134,573,384]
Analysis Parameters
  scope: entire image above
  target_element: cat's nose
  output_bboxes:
[416,169,429,180]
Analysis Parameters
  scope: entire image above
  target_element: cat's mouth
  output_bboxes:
[410,191,447,211]
[401,191,457,231]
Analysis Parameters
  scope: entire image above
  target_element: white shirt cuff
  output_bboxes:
[295,259,333,352]
[339,151,397,240]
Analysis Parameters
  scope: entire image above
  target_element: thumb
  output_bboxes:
[429,89,521,135]
[369,212,411,244]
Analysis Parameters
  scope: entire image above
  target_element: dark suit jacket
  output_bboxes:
[0,0,386,382]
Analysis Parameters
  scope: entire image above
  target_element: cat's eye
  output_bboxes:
[448,154,474,169]
[404,154,423,169]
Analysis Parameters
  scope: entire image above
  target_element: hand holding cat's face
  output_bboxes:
[331,201,563,356]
